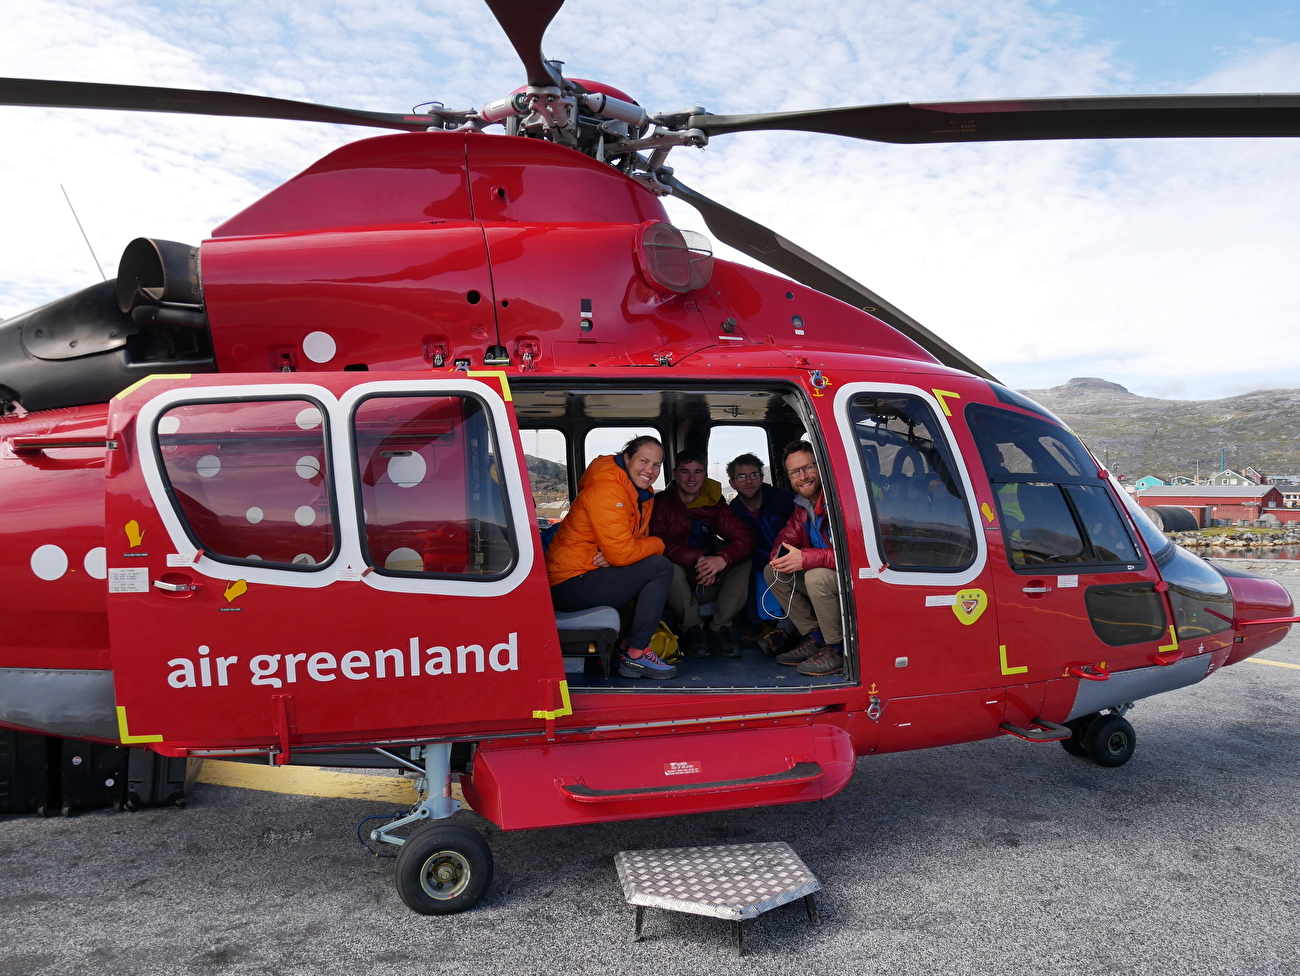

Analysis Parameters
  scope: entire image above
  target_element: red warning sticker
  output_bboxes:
[664,760,703,777]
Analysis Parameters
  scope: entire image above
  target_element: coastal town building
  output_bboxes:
[1136,484,1290,527]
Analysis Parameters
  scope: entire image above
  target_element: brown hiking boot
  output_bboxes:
[775,633,822,666]
[796,646,844,676]
[757,627,793,658]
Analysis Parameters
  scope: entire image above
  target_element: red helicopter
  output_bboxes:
[3,0,1299,915]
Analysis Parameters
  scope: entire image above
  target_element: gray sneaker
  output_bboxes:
[617,650,678,679]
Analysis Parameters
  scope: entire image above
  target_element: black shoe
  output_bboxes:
[758,628,794,658]
[682,626,709,657]
[707,625,742,658]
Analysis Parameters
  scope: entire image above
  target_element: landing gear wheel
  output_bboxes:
[394,823,492,915]
[1059,713,1099,757]
[1084,714,1136,767]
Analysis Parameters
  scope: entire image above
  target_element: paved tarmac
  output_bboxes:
[4,571,1300,976]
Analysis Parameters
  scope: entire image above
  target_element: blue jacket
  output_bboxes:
[728,484,796,571]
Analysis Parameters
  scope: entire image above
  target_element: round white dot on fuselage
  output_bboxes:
[31,545,68,581]
[197,455,221,478]
[296,455,321,480]
[387,452,427,489]
[158,416,180,435]
[385,547,424,572]
[83,547,107,580]
[302,332,336,363]
[295,407,322,430]
[294,506,316,526]
[246,507,264,524]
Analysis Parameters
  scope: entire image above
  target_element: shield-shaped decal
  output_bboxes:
[952,588,988,626]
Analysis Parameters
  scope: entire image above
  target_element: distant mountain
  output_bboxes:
[1018,378,1300,481]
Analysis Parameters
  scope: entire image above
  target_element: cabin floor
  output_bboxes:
[567,644,848,691]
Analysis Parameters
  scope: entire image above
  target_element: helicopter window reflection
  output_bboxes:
[967,404,1141,571]
[847,394,975,570]
[353,394,515,579]
[155,398,335,569]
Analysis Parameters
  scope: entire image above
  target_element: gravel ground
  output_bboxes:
[4,576,1299,976]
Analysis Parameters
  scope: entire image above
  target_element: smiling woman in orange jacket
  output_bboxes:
[547,435,677,680]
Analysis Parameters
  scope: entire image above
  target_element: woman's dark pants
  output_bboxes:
[551,555,673,651]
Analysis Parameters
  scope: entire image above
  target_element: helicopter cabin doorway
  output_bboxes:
[512,382,857,694]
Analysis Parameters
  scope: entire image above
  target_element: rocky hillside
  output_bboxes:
[1018,378,1300,482]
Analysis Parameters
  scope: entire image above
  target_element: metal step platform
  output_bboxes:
[615,841,821,956]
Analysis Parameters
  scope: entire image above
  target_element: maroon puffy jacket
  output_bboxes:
[771,493,836,570]
[650,479,754,583]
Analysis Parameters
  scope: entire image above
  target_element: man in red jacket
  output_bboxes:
[764,441,844,675]
[650,450,754,656]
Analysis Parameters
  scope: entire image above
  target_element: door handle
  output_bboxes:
[1022,586,1051,594]
[154,579,203,593]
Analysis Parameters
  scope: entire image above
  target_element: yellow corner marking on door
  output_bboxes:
[116,706,163,744]
[466,370,513,401]
[999,645,1029,676]
[980,501,996,524]
[1158,626,1180,653]
[532,679,573,720]
[124,519,146,548]
[1248,658,1300,670]
[932,389,961,417]
[114,373,192,400]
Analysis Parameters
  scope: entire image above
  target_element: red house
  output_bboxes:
[1137,484,1291,527]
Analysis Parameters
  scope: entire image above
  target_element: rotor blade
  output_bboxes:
[483,0,566,88]
[0,77,438,131]
[666,176,997,381]
[689,93,1300,144]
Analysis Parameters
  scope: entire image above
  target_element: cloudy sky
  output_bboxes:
[2,0,1298,400]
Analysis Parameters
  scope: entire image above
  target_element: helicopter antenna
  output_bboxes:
[59,184,105,282]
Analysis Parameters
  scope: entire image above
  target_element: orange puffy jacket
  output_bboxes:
[546,454,664,587]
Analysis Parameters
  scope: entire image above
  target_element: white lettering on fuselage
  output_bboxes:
[164,633,519,691]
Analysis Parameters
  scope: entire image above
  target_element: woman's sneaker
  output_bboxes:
[774,634,822,666]
[618,649,678,679]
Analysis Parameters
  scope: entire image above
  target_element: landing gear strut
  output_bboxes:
[370,743,493,914]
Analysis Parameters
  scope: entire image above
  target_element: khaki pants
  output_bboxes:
[763,565,843,645]
[667,561,750,631]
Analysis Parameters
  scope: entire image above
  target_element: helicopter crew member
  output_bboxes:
[726,453,797,651]
[547,436,677,680]
[650,450,754,657]
[765,441,844,676]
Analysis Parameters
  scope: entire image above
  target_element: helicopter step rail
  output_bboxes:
[998,718,1072,742]
[559,761,823,803]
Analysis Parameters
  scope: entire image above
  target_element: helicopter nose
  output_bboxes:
[1221,567,1293,666]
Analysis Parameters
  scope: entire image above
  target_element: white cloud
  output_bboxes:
[1,0,1297,401]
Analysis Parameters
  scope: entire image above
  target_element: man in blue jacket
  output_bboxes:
[726,453,796,647]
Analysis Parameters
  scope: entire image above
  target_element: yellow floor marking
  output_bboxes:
[1247,658,1300,671]
[197,760,469,806]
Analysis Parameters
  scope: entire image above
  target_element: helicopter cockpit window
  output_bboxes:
[966,403,1142,571]
[352,394,515,579]
[154,398,336,570]
[847,394,975,570]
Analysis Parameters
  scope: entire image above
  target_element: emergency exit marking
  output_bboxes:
[1058,575,1079,588]
[108,567,149,593]
[166,553,190,567]
[925,594,957,607]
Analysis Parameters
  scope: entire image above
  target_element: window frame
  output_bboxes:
[135,378,535,597]
[833,382,987,587]
[149,392,340,575]
[966,402,1146,574]
[348,390,519,583]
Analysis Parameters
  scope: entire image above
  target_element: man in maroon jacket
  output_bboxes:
[649,450,754,656]
[764,441,844,675]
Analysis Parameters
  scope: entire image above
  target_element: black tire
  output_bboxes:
[1084,714,1136,767]
[395,823,492,915]
[1059,713,1100,757]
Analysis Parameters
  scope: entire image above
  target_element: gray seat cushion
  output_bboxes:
[554,606,621,633]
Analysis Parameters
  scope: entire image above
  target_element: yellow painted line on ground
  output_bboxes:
[1247,658,1300,671]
